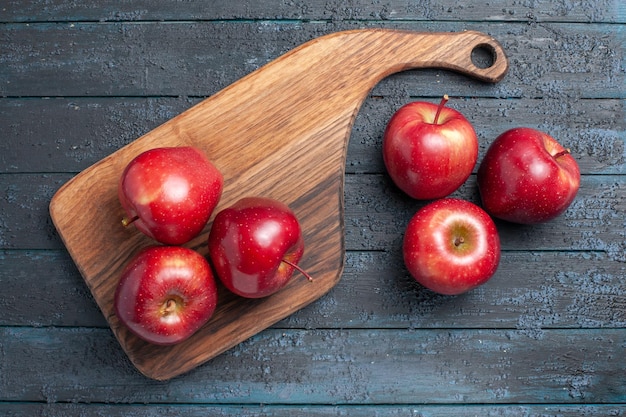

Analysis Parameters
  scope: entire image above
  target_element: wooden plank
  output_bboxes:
[2,250,624,330]
[1,21,624,98]
[1,173,624,252]
[1,403,625,417]
[0,97,198,174]
[344,173,626,253]
[1,327,624,404]
[286,250,626,331]
[3,0,625,23]
[2,97,624,175]
[0,97,200,174]
[0,174,67,250]
[0,250,106,327]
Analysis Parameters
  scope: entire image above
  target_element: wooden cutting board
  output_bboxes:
[49,29,509,381]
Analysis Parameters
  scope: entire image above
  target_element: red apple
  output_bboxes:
[477,127,581,224]
[119,146,223,245]
[382,95,478,200]
[207,196,312,298]
[114,246,218,345]
[403,198,501,295]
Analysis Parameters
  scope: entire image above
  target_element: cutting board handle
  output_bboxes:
[247,28,509,101]
[360,29,509,83]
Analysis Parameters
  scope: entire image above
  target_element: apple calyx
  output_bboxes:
[160,296,184,317]
[281,259,314,282]
[432,94,450,125]
[552,148,572,160]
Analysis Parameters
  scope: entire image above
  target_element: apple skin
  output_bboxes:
[477,127,581,224]
[114,246,218,346]
[119,146,223,245]
[207,197,305,298]
[382,97,478,200]
[403,198,501,296]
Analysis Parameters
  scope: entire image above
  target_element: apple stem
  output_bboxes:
[121,215,139,227]
[282,259,314,282]
[454,236,465,247]
[433,94,449,125]
[552,148,571,159]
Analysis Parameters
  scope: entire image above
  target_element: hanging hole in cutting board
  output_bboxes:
[471,43,497,69]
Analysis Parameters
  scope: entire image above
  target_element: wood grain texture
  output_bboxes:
[2,404,625,417]
[3,250,625,330]
[48,29,508,380]
[344,174,626,253]
[3,173,625,252]
[2,21,623,98]
[2,327,624,404]
[4,0,625,23]
[2,97,624,174]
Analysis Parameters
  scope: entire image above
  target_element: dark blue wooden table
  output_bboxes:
[2,1,625,415]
